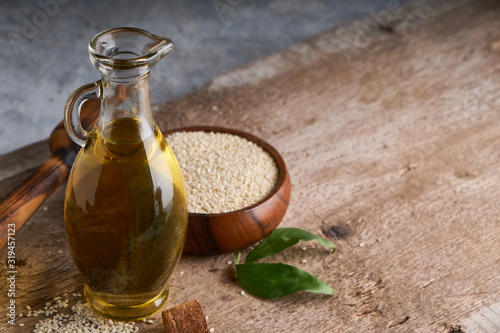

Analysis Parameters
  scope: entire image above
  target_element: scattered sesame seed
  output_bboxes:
[26,305,31,310]
[301,259,307,264]
[205,315,209,320]
[209,328,215,332]
[33,301,139,332]
[19,323,25,327]
[301,247,307,251]
[179,271,185,276]
[57,250,63,253]
[147,319,154,324]
[43,206,48,211]
[240,291,245,296]
[226,260,232,265]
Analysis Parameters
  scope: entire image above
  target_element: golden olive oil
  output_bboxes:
[64,117,187,320]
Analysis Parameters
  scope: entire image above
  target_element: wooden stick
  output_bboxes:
[0,154,70,249]
[0,99,99,249]
[162,299,209,333]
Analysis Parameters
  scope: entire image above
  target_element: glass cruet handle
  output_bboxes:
[64,81,102,147]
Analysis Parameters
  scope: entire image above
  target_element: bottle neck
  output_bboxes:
[96,74,156,142]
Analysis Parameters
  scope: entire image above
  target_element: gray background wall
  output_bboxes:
[0,0,408,155]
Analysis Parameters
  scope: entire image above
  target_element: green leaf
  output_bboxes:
[236,262,334,298]
[245,228,335,263]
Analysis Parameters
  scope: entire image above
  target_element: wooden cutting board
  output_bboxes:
[2,0,500,331]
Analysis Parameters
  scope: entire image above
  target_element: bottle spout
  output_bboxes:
[89,27,174,79]
[148,38,174,63]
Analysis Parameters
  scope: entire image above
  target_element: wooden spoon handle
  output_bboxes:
[0,152,71,249]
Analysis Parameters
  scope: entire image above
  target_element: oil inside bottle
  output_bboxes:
[64,117,187,320]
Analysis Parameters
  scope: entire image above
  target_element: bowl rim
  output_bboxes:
[163,125,289,217]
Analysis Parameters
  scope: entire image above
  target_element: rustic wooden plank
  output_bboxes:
[2,0,500,332]
[0,141,50,181]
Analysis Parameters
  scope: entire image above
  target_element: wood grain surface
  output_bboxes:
[1,0,500,332]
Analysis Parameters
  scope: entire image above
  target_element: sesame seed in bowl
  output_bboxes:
[164,126,291,255]
[166,130,278,214]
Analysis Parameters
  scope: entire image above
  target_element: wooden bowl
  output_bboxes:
[163,126,291,255]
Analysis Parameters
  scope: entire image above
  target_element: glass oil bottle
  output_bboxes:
[63,28,187,321]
